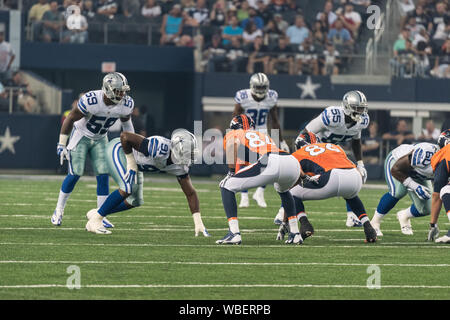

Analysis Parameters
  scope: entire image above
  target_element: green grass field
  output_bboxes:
[0,174,449,300]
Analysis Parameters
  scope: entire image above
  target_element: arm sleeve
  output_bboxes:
[121,118,135,133]
[433,160,449,193]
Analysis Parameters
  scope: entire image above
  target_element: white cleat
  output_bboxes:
[239,194,249,208]
[51,208,64,226]
[346,212,362,227]
[397,209,413,235]
[252,188,267,208]
[274,207,285,225]
[435,235,450,243]
[85,209,111,235]
[86,208,114,228]
[370,220,383,237]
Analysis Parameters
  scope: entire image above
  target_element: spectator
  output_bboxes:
[96,0,118,20]
[177,34,195,47]
[406,5,430,30]
[65,7,88,43]
[273,13,288,33]
[209,0,227,27]
[312,20,326,46]
[430,39,450,78]
[362,121,381,165]
[181,0,196,12]
[391,39,418,77]
[398,0,415,17]
[428,1,448,35]
[0,81,10,113]
[243,21,263,44]
[316,1,337,27]
[82,0,96,20]
[415,40,431,76]
[41,1,64,42]
[11,71,39,114]
[405,15,426,40]
[286,15,310,45]
[122,0,140,18]
[267,0,287,15]
[418,119,441,142]
[338,3,362,38]
[222,15,243,45]
[225,37,247,72]
[237,1,250,22]
[241,7,264,30]
[0,31,15,83]
[263,19,283,46]
[268,36,294,74]
[256,0,272,24]
[393,29,410,56]
[188,0,209,26]
[141,0,162,19]
[203,34,227,72]
[285,0,299,12]
[382,119,416,148]
[295,39,319,75]
[246,35,269,73]
[28,0,51,24]
[160,4,184,45]
[432,14,450,48]
[327,19,353,47]
[321,43,341,75]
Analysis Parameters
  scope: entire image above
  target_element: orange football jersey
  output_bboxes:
[431,144,450,173]
[291,143,355,175]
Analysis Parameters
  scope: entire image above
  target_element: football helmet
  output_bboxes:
[342,90,368,122]
[295,131,318,150]
[102,72,130,104]
[437,129,450,149]
[230,114,255,130]
[170,129,199,165]
[249,73,269,99]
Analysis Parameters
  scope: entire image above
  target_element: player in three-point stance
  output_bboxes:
[232,73,290,208]
[52,72,135,227]
[275,90,370,228]
[217,114,303,245]
[85,129,209,236]
[427,129,450,243]
[276,132,377,243]
[370,142,439,236]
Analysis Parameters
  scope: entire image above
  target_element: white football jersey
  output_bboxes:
[391,143,438,179]
[133,135,189,177]
[234,89,278,130]
[306,106,370,144]
[74,90,134,140]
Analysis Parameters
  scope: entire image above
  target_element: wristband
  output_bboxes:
[59,134,69,146]
[430,223,436,228]
[125,152,137,170]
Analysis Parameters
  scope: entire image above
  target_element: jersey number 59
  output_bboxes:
[86,115,117,135]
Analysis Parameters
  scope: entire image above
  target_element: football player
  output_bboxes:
[370,142,438,236]
[276,132,377,243]
[232,73,290,208]
[85,129,210,236]
[52,72,135,227]
[275,90,370,228]
[427,129,450,243]
[217,114,303,245]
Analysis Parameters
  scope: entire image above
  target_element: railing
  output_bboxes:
[2,86,23,114]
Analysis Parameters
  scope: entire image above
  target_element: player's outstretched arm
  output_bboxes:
[120,131,145,187]
[57,103,85,165]
[177,175,210,237]
[120,115,135,133]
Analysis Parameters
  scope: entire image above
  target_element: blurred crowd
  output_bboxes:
[391,0,450,78]
[20,0,375,74]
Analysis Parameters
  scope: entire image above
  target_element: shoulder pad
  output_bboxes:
[267,90,278,102]
[411,143,438,168]
[234,89,250,104]
[321,106,344,127]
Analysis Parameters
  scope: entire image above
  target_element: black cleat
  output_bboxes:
[299,216,314,240]
[363,221,377,243]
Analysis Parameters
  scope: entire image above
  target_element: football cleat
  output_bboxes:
[86,208,114,228]
[85,219,112,235]
[285,232,303,245]
[346,212,363,227]
[252,188,267,208]
[299,216,314,240]
[216,230,241,245]
[102,218,115,228]
[435,234,450,243]
[370,220,383,237]
[239,193,249,208]
[397,209,413,235]
[51,208,64,226]
[276,222,289,240]
[363,221,377,243]
[274,207,285,225]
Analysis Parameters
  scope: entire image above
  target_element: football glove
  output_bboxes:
[56,143,69,166]
[357,161,367,184]
[427,224,439,242]
[280,140,290,153]
[124,169,137,192]
[301,174,321,187]
[403,177,431,201]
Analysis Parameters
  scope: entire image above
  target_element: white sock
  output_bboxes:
[372,211,385,223]
[297,212,307,220]
[288,216,299,234]
[97,195,108,209]
[56,190,71,211]
[256,187,265,195]
[228,218,240,234]
[240,193,248,200]
[404,207,415,219]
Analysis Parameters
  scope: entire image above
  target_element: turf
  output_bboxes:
[0,175,449,300]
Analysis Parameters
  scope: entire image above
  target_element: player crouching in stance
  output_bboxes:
[217,114,303,245]
[85,129,210,236]
[371,142,438,236]
[428,130,450,243]
[276,132,377,243]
